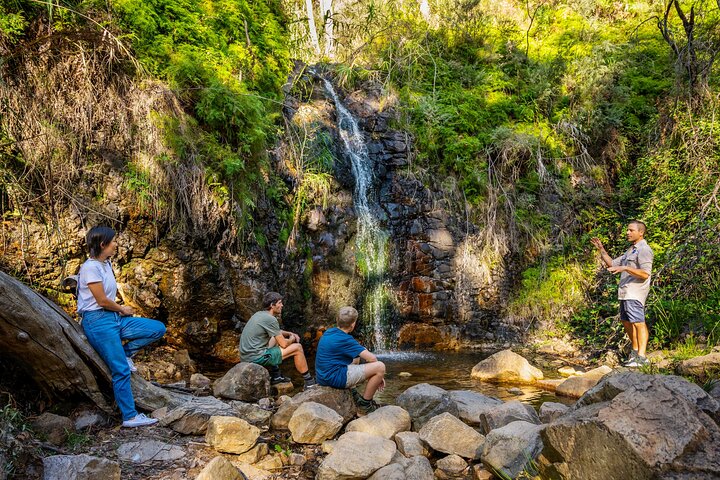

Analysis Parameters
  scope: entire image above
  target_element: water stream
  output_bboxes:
[322,78,393,351]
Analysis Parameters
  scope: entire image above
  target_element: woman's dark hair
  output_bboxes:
[262,292,283,309]
[86,226,116,258]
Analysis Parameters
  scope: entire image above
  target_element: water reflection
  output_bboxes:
[371,351,575,409]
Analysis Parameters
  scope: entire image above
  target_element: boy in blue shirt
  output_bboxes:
[315,306,386,414]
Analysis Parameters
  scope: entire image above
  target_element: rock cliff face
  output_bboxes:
[0,64,522,364]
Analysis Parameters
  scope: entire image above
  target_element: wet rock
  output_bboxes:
[43,454,120,480]
[196,456,244,480]
[205,416,260,454]
[555,365,612,398]
[289,402,343,444]
[271,386,355,430]
[448,391,503,426]
[117,440,185,463]
[479,401,541,434]
[435,454,469,479]
[540,376,720,479]
[397,323,444,349]
[345,405,411,439]
[396,383,459,430]
[678,352,720,379]
[536,379,564,392]
[471,350,544,384]
[481,421,543,479]
[33,413,73,445]
[316,431,396,480]
[159,397,238,434]
[418,412,484,460]
[539,402,569,423]
[394,431,430,457]
[213,363,270,402]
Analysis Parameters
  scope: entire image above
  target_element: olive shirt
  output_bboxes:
[612,239,654,305]
[239,310,281,363]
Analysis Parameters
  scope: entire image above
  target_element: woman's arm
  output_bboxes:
[87,282,134,315]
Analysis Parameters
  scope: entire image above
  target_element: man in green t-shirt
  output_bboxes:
[239,292,316,388]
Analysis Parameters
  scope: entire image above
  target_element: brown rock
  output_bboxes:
[471,350,544,384]
[33,413,73,446]
[678,352,720,379]
[555,366,613,398]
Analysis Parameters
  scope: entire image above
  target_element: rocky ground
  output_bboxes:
[3,348,719,480]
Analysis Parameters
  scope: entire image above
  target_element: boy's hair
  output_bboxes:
[629,220,647,234]
[86,226,116,258]
[337,306,358,329]
[263,292,283,309]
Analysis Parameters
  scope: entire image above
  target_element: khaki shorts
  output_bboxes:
[346,364,367,388]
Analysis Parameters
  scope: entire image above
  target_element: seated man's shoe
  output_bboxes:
[122,413,158,428]
[356,397,379,416]
[270,374,292,385]
[303,377,318,390]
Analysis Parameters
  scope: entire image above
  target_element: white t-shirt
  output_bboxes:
[612,239,653,305]
[77,259,117,313]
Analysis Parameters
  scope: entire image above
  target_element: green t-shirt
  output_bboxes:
[239,310,281,363]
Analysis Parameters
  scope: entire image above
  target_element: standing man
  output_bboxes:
[591,221,654,367]
[240,292,316,389]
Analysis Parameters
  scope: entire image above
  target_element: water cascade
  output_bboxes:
[322,78,393,351]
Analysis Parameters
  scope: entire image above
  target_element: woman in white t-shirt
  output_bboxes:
[77,226,166,428]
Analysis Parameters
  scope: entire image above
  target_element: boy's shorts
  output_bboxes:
[620,300,645,323]
[253,346,283,367]
[346,364,367,388]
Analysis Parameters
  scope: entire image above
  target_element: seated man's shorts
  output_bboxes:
[253,346,283,367]
[620,299,645,323]
[345,364,367,388]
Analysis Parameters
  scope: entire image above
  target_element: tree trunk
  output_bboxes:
[320,0,334,58]
[306,0,321,55]
[0,270,182,413]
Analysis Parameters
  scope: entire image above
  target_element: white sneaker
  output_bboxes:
[126,357,138,373]
[122,413,158,428]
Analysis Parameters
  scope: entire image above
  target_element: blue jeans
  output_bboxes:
[81,310,166,420]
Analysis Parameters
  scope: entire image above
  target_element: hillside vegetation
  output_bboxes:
[1,0,719,354]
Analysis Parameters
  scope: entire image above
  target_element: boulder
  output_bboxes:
[234,443,269,464]
[230,401,273,427]
[418,413,484,460]
[479,401,541,434]
[117,440,185,463]
[254,454,284,471]
[196,456,244,480]
[43,454,120,480]
[558,366,581,377]
[472,465,494,480]
[271,386,355,430]
[316,431,396,480]
[190,373,212,389]
[710,380,720,404]
[539,376,720,479]
[345,406,411,439]
[232,462,272,480]
[470,350,544,384]
[481,421,544,479]
[678,353,720,379]
[73,410,107,431]
[574,372,720,422]
[395,383,459,430]
[159,397,238,434]
[448,390,503,426]
[394,431,430,457]
[213,362,270,402]
[536,379,564,392]
[435,454,469,479]
[368,456,433,480]
[33,413,73,445]
[289,402,343,444]
[205,416,260,455]
[555,365,612,398]
[539,402,569,423]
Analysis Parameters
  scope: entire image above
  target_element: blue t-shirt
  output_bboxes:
[315,327,366,388]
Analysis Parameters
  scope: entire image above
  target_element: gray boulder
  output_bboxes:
[289,402,343,444]
[316,431,396,480]
[480,400,541,434]
[213,362,270,402]
[539,402,569,423]
[540,375,720,479]
[418,412,484,460]
[345,405,411,439]
[230,401,273,427]
[116,440,184,463]
[43,455,120,480]
[271,386,356,430]
[481,421,544,479]
[434,454,469,479]
[448,390,502,426]
[196,456,244,480]
[395,383,459,431]
[159,396,238,434]
[394,431,430,457]
[368,456,433,480]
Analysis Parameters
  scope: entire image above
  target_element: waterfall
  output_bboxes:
[322,78,392,351]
